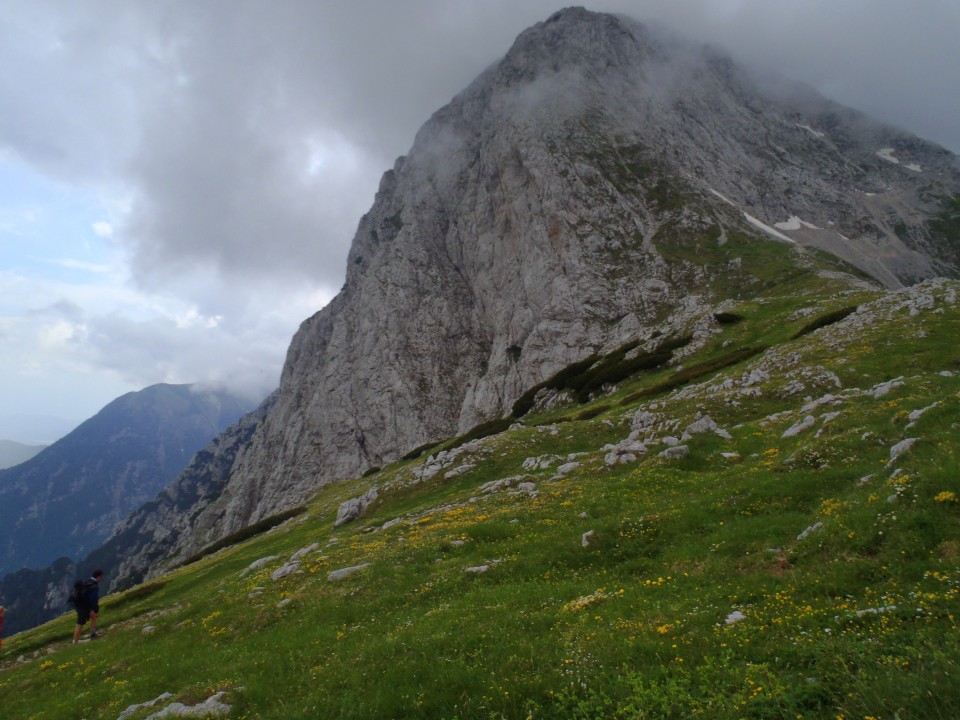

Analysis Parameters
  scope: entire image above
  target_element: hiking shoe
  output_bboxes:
[89,631,98,639]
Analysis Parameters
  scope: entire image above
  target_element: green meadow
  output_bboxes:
[2,276,959,719]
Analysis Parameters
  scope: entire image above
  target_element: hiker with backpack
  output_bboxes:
[71,570,103,644]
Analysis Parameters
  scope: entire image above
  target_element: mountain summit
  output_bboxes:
[94,8,960,587]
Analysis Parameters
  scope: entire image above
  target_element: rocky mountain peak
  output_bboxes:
[496,7,658,84]
[74,9,959,588]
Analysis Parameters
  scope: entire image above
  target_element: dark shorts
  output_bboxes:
[76,605,92,625]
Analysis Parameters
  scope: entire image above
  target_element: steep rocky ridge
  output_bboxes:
[87,8,959,586]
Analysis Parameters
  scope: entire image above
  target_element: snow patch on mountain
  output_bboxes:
[774,216,821,231]
[744,213,796,244]
[877,147,922,172]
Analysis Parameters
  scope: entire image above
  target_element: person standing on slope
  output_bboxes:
[72,570,104,644]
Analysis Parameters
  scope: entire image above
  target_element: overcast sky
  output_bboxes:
[1,0,958,436]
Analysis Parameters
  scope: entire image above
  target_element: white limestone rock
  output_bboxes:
[118,693,175,720]
[270,562,301,581]
[888,438,919,464]
[327,563,371,582]
[143,692,232,719]
[556,462,582,477]
[659,445,689,459]
[782,415,816,438]
[334,486,379,527]
[240,556,279,578]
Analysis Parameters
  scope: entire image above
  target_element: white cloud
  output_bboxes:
[37,320,80,350]
[48,258,112,273]
[92,220,113,238]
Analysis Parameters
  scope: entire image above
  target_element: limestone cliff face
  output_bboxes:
[102,8,960,581]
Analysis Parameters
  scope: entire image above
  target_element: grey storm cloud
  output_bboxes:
[4,0,959,300]
[122,0,960,298]
[1,0,957,413]
[82,311,284,407]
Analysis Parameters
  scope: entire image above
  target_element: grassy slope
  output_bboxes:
[2,274,959,719]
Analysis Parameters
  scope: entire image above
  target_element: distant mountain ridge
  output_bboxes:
[0,439,46,469]
[0,414,79,446]
[0,383,255,577]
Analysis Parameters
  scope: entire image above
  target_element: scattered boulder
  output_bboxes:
[379,517,403,532]
[143,692,232,719]
[797,522,823,540]
[620,439,648,454]
[415,442,487,482]
[444,463,476,479]
[517,482,537,494]
[335,486,379,527]
[814,411,842,437]
[725,610,747,625]
[465,564,490,574]
[118,693,175,720]
[760,410,793,427]
[481,475,524,494]
[327,563,371,582]
[782,415,816,438]
[659,445,689,459]
[906,402,938,428]
[240,556,279,578]
[270,562,301,581]
[888,438,919,464]
[801,394,839,413]
[276,598,292,609]
[141,625,156,635]
[681,415,718,439]
[522,455,561,470]
[631,409,662,435]
[555,462,582,477]
[605,450,637,465]
[871,378,904,399]
[290,543,320,561]
[741,368,769,387]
